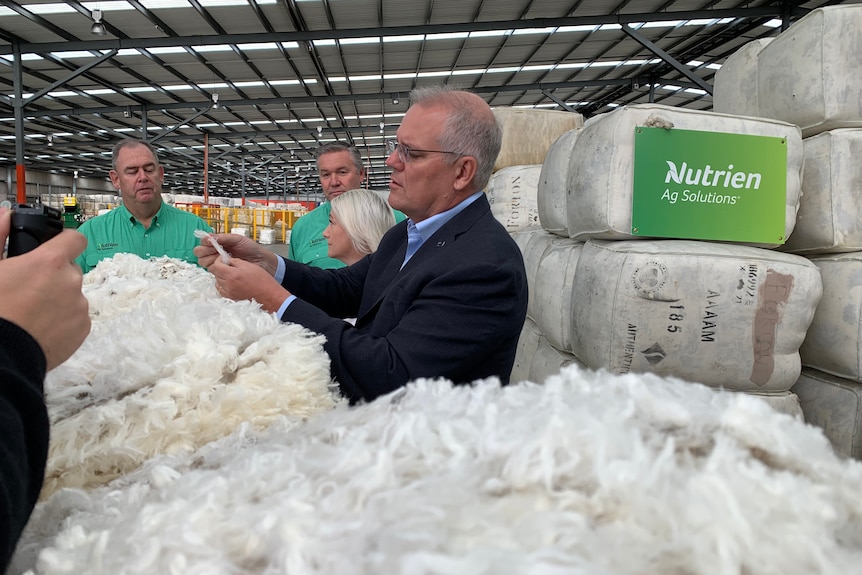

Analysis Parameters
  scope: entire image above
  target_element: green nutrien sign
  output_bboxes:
[632,127,787,244]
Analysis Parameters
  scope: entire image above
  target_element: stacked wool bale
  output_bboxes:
[515,99,820,415]
[37,254,339,499]
[13,367,862,575]
[714,4,862,458]
[485,107,583,232]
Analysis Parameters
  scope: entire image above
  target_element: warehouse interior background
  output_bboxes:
[0,0,854,202]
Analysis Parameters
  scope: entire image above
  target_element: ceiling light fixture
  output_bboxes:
[317,125,322,135]
[212,93,219,109]
[47,135,53,147]
[392,95,399,105]
[90,9,106,36]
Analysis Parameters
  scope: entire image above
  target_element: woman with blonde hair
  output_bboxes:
[323,188,397,265]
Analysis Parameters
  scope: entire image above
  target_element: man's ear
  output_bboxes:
[452,156,477,192]
[109,169,120,190]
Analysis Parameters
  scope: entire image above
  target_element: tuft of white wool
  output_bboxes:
[15,365,862,575]
[40,254,339,498]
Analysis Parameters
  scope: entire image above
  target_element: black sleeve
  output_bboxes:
[0,318,49,573]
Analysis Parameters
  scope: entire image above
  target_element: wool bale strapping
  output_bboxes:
[781,129,862,254]
[492,107,584,172]
[712,38,773,118]
[486,164,541,232]
[755,5,862,138]
[565,103,803,247]
[800,253,862,381]
[15,367,862,575]
[42,254,338,499]
[572,239,822,393]
[793,367,862,458]
[537,128,580,237]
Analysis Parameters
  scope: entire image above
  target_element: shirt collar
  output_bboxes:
[121,202,164,226]
[408,191,483,244]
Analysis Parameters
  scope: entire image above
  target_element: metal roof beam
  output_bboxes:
[620,24,713,95]
[1,7,782,55]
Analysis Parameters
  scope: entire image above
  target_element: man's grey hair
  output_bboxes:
[315,141,365,174]
[408,85,502,190]
[112,139,161,172]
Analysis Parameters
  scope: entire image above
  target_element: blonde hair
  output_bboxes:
[330,189,396,256]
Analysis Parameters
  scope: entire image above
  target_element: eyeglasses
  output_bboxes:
[385,140,462,164]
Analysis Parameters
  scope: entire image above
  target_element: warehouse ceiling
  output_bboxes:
[0,0,852,199]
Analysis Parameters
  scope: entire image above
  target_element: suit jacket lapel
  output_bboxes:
[356,195,491,324]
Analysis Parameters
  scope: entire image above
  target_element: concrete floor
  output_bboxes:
[261,242,290,259]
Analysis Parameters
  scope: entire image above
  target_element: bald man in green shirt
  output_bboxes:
[75,139,212,273]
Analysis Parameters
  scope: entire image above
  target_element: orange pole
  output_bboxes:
[16,164,25,204]
[203,132,209,204]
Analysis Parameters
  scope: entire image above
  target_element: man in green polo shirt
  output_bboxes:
[288,142,405,269]
[75,139,212,273]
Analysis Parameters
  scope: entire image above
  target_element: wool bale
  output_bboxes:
[15,368,862,575]
[793,367,862,458]
[537,128,580,237]
[529,333,585,384]
[510,226,558,318]
[531,236,584,352]
[512,318,586,385]
[572,239,822,392]
[712,38,773,117]
[492,107,584,172]
[41,254,338,498]
[743,391,803,419]
[486,164,541,232]
[782,129,862,254]
[565,103,803,247]
[510,317,542,385]
[800,252,862,381]
[755,5,862,137]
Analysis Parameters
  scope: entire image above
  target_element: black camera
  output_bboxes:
[7,203,64,257]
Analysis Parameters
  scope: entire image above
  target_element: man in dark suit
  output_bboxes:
[196,85,528,403]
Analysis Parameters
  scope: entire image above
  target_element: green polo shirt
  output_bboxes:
[75,203,212,273]
[288,201,407,269]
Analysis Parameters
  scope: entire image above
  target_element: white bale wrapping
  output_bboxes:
[743,391,803,420]
[537,128,580,236]
[782,129,862,254]
[492,107,584,172]
[712,38,773,117]
[755,5,862,137]
[800,253,862,381]
[572,239,822,393]
[793,367,862,459]
[511,318,585,385]
[565,104,803,246]
[529,333,584,384]
[486,164,541,232]
[15,368,862,575]
[510,317,542,385]
[41,254,338,498]
[511,226,558,314]
[531,236,584,352]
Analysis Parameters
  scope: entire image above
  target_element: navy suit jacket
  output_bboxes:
[280,193,528,403]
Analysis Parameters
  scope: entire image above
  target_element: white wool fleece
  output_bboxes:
[40,254,340,498]
[15,365,862,575]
